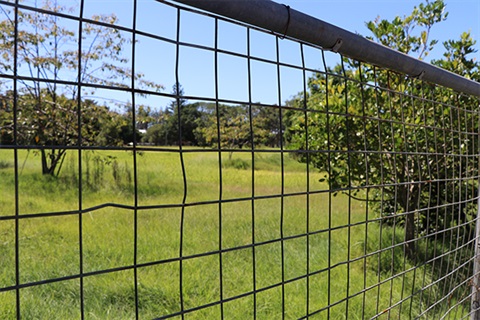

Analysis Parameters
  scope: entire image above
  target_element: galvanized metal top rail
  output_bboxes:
[173,0,480,98]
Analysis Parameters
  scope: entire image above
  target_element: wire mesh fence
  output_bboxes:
[0,0,479,319]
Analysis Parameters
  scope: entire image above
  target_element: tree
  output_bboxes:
[142,109,172,145]
[198,103,250,158]
[143,84,201,146]
[286,0,479,258]
[0,0,162,175]
[0,92,14,145]
[433,31,479,80]
[196,102,284,156]
[94,108,141,147]
[251,104,283,148]
[366,0,447,59]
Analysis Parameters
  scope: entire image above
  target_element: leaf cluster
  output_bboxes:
[366,0,447,59]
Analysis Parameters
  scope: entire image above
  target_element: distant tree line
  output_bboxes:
[142,85,283,151]
[0,82,285,172]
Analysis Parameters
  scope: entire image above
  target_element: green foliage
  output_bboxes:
[198,103,251,151]
[94,111,140,147]
[141,84,282,149]
[366,0,447,58]
[151,101,281,150]
[286,0,480,260]
[0,88,136,174]
[143,84,201,146]
[142,123,168,145]
[196,103,282,152]
[433,31,479,80]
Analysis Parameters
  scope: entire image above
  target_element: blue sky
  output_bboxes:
[130,0,480,109]
[6,0,480,110]
[283,0,480,56]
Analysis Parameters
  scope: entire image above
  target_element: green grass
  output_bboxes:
[0,148,471,319]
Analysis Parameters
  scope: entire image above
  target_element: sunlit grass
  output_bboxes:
[0,148,470,319]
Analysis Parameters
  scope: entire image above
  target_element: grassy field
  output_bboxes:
[0,148,470,319]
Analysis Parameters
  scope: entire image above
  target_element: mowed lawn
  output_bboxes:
[0,148,468,319]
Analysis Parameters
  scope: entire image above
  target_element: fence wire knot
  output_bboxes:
[328,38,343,53]
[279,4,291,39]
[416,70,426,80]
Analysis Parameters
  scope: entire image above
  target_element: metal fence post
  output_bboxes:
[174,0,480,98]
[472,185,480,320]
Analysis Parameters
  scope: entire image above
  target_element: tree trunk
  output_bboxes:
[404,185,420,260]
[41,149,54,175]
[399,182,417,260]
[405,210,416,259]
[41,149,65,176]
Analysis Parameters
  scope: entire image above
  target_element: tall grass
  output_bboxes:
[0,148,471,319]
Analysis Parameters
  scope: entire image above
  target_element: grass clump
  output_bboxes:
[223,158,250,170]
[0,159,12,169]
